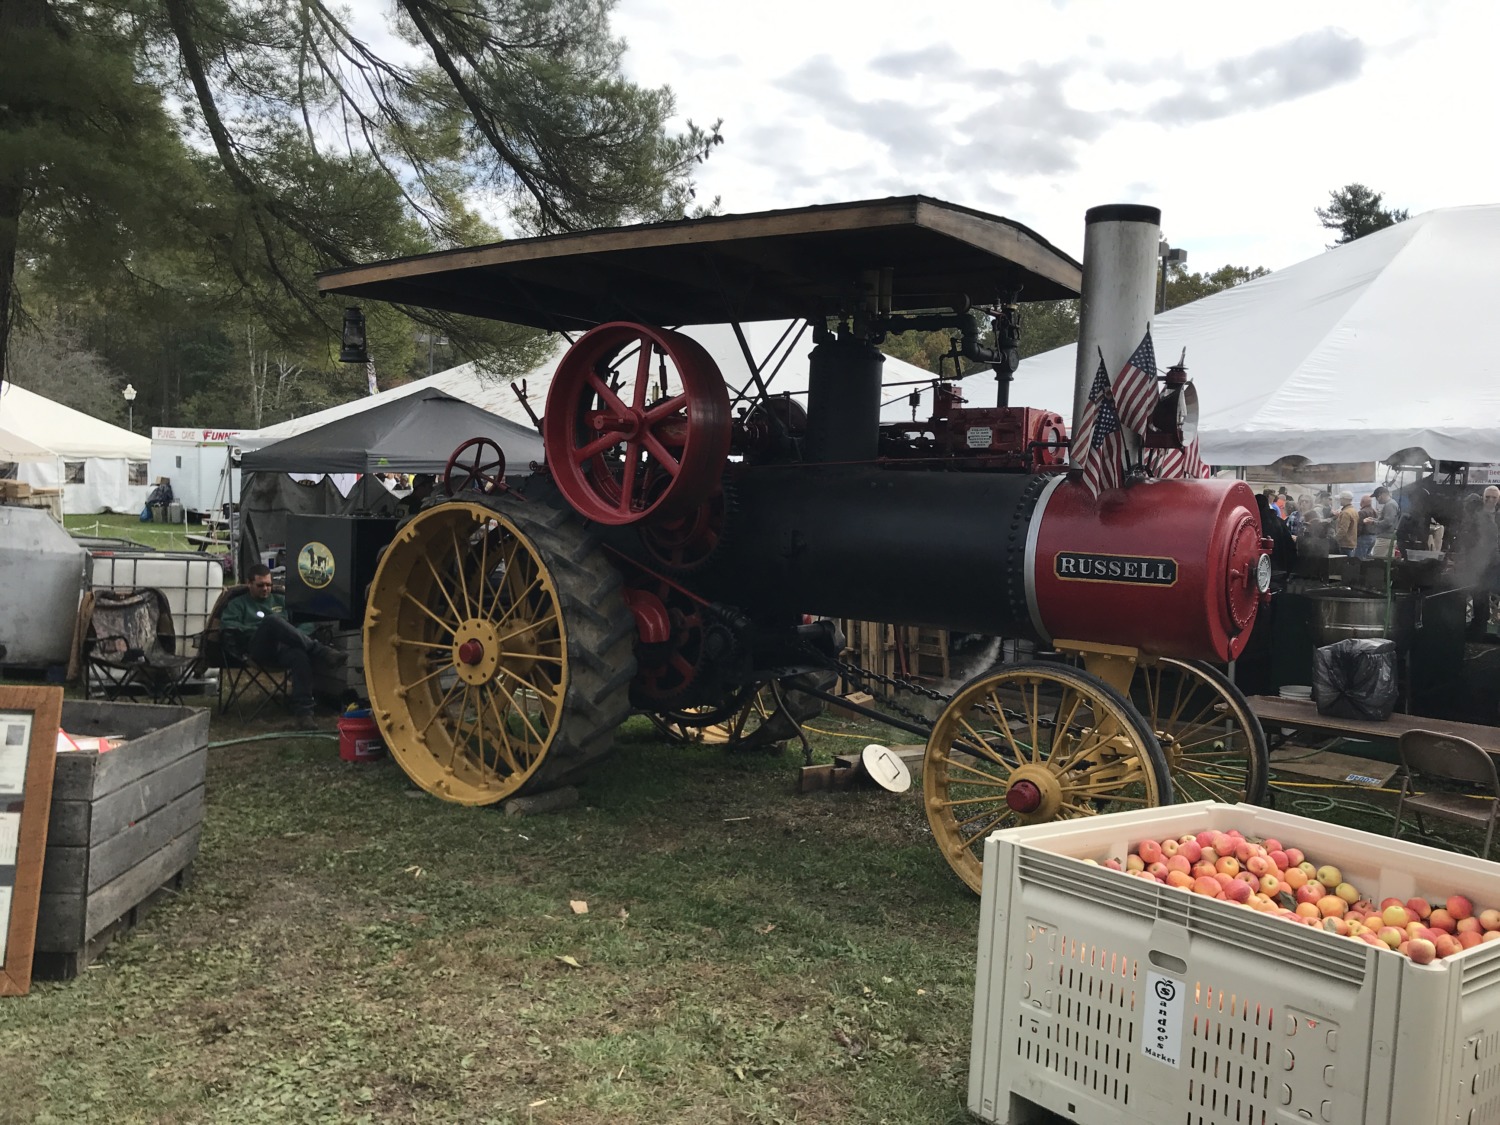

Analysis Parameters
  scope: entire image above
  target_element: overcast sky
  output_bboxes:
[606,0,1498,273]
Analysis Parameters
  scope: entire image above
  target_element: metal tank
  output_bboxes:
[0,506,91,668]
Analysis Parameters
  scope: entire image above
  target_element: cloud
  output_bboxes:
[667,50,741,75]
[953,62,1115,176]
[1140,28,1366,124]
[767,29,1367,191]
[868,44,965,78]
[781,55,952,161]
[778,54,1113,178]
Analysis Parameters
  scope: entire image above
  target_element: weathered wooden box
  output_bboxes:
[35,700,210,977]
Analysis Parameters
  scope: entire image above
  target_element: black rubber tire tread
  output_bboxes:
[475,492,639,794]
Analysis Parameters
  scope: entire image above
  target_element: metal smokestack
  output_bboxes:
[1071,204,1162,468]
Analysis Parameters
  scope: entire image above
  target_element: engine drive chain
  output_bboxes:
[802,645,952,733]
[805,644,1064,738]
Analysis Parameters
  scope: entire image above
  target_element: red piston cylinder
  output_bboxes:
[1027,477,1265,662]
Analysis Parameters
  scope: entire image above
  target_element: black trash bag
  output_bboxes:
[1313,638,1398,721]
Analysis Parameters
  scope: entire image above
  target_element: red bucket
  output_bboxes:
[338,713,385,762]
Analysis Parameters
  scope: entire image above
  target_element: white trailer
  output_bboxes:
[148,427,244,517]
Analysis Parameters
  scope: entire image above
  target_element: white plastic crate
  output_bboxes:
[970,801,1500,1125]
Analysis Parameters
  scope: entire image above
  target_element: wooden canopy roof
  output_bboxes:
[316,196,1082,331]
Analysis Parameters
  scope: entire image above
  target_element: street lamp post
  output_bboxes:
[122,383,137,432]
[1157,241,1188,314]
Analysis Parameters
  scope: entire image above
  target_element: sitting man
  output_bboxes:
[221,564,346,717]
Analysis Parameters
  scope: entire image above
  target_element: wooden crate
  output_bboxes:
[34,701,210,979]
[837,619,950,692]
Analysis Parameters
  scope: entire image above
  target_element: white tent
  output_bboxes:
[242,320,941,448]
[885,205,1500,468]
[0,383,151,514]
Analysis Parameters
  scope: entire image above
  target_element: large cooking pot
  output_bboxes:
[1305,587,1411,647]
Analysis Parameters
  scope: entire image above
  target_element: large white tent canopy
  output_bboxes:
[884,205,1500,468]
[0,382,151,513]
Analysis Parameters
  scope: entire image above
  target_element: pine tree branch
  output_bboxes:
[397,0,570,231]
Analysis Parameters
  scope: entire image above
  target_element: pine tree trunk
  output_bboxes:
[0,0,47,383]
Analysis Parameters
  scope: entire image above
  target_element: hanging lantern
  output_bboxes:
[339,307,369,364]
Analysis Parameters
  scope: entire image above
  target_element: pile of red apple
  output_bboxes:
[1086,828,1500,964]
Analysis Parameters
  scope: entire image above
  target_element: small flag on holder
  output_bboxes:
[1149,437,1212,480]
[1070,352,1128,496]
[1111,328,1159,435]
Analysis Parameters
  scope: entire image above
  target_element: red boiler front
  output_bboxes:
[1026,476,1267,662]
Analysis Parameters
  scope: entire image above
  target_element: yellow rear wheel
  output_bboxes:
[363,496,635,805]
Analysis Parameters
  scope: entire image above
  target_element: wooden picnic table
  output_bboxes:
[1248,695,1500,756]
[185,533,229,553]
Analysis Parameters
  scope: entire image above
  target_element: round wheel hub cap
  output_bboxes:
[1002,763,1066,821]
[451,619,503,685]
[1006,779,1042,813]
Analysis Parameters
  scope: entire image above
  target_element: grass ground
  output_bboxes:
[0,709,985,1125]
[0,701,1487,1125]
[65,511,206,553]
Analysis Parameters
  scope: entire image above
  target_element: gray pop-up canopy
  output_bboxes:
[241,388,544,474]
[236,389,544,578]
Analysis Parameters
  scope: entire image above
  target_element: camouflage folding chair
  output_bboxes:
[80,588,198,705]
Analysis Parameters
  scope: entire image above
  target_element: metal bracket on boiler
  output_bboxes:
[1051,638,1140,697]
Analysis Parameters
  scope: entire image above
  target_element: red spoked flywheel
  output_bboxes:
[543,322,731,526]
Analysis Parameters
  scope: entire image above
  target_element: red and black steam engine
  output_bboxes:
[325,197,1271,892]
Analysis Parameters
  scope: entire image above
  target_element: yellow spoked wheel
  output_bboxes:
[924,662,1170,893]
[1132,658,1270,806]
[364,496,635,805]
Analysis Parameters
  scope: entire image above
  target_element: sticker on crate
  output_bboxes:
[1140,972,1183,1067]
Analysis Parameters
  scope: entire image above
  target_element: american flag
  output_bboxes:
[1111,327,1159,436]
[1149,436,1212,480]
[1071,353,1128,496]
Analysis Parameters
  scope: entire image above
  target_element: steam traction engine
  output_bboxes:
[320,198,1271,892]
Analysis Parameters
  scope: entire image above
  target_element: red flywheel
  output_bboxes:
[543,322,731,526]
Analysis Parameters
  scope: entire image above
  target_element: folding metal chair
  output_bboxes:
[1393,729,1500,859]
[205,585,292,720]
[80,588,198,705]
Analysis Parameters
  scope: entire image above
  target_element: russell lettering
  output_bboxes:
[1054,552,1179,586]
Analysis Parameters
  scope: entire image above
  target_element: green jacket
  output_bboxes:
[221,592,314,642]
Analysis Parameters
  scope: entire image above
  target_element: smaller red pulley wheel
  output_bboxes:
[443,436,507,496]
[543,322,731,526]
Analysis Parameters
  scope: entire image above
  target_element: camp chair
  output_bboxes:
[80,588,198,705]
[204,584,291,719]
[1393,729,1500,860]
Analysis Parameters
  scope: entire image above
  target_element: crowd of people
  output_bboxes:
[1256,481,1500,635]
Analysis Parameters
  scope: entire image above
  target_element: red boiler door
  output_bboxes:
[1026,476,1267,662]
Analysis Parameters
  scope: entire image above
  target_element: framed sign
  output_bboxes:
[0,685,62,997]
